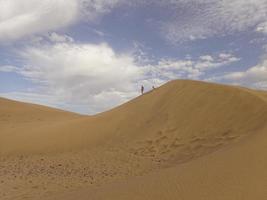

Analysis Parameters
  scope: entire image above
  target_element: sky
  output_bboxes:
[0,0,267,114]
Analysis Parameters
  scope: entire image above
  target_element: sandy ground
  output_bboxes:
[0,80,266,200]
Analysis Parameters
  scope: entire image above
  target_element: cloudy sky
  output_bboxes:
[0,0,267,114]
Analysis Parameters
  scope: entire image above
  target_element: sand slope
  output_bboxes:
[58,126,267,200]
[0,80,266,200]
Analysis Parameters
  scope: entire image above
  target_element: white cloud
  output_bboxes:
[200,55,214,62]
[210,58,267,90]
[161,0,267,43]
[9,42,143,114]
[0,0,124,42]
[253,81,267,89]
[0,0,78,41]
[256,21,267,34]
[224,62,267,82]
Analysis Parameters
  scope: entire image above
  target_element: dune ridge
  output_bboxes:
[0,80,266,200]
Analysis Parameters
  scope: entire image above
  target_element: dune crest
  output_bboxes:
[0,80,266,200]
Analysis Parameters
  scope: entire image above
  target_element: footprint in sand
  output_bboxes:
[190,136,205,143]
[145,139,153,145]
[170,141,184,148]
[226,135,239,140]
[165,127,177,133]
[155,135,168,144]
[157,131,163,136]
[221,130,232,136]
[192,144,204,151]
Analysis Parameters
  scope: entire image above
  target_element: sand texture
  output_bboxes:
[0,80,266,200]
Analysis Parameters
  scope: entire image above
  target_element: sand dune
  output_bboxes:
[0,80,266,200]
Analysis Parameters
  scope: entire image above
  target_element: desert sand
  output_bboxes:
[0,80,267,200]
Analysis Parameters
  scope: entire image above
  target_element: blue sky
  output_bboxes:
[0,0,267,114]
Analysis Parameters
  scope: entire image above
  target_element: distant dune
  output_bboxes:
[0,80,266,200]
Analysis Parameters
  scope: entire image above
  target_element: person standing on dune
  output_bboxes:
[141,85,144,95]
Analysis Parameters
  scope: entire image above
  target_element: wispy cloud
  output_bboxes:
[80,0,124,22]
[145,53,240,81]
[256,21,267,35]
[160,0,267,43]
[47,32,74,43]
[0,65,20,72]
